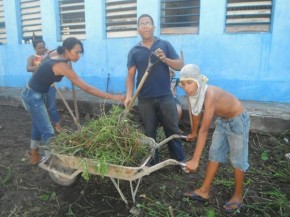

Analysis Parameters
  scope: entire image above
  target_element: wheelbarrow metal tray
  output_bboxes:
[54,153,152,181]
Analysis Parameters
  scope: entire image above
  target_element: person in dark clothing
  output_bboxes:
[124,14,185,165]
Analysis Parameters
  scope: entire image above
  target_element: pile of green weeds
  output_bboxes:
[50,106,151,169]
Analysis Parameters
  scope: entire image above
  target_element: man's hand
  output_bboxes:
[186,158,199,173]
[186,133,197,141]
[155,48,167,63]
[124,97,132,108]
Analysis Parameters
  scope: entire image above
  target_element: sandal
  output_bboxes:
[183,191,208,203]
[223,201,243,213]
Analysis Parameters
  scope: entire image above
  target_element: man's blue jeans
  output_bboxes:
[45,86,60,124]
[21,86,55,148]
[138,95,185,163]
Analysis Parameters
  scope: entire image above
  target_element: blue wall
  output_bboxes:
[0,0,289,103]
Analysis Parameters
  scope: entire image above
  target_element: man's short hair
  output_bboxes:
[138,14,154,26]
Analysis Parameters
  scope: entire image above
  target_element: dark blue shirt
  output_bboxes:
[28,58,67,93]
[127,37,179,98]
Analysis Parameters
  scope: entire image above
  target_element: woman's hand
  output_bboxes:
[112,94,125,102]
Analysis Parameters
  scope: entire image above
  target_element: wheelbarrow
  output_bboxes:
[39,134,186,206]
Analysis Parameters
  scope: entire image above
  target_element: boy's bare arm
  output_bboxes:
[186,91,215,171]
[187,114,201,141]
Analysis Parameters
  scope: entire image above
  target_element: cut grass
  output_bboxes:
[50,106,152,178]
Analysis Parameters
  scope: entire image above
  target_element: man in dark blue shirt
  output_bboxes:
[124,14,185,164]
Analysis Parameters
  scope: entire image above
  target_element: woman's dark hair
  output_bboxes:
[32,38,45,48]
[57,37,84,55]
[138,14,154,26]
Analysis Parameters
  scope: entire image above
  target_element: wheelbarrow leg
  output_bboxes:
[110,177,129,205]
[130,178,142,204]
[109,177,143,205]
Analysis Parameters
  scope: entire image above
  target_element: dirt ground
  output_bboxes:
[0,105,290,217]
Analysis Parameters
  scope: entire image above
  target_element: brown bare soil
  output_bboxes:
[0,105,290,217]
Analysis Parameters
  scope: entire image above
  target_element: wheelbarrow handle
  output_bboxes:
[179,162,186,167]
[155,134,187,149]
[128,159,185,180]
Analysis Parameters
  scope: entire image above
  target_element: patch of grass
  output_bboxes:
[0,165,12,186]
[133,131,290,217]
[135,198,193,217]
[246,186,290,217]
[262,187,289,208]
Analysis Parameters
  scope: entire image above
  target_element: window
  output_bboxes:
[58,0,85,41]
[160,0,200,34]
[0,0,6,44]
[226,0,273,33]
[105,0,137,38]
[20,0,42,43]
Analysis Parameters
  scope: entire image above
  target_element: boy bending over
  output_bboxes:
[180,64,250,213]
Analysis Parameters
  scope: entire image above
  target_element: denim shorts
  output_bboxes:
[209,111,250,171]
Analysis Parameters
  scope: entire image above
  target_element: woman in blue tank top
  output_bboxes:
[26,38,62,134]
[21,37,125,164]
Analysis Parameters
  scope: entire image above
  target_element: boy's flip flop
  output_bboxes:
[183,191,208,203]
[223,201,243,213]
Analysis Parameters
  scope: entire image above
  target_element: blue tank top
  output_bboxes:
[28,58,67,93]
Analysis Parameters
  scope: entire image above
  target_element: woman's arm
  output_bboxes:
[26,55,38,73]
[52,62,124,101]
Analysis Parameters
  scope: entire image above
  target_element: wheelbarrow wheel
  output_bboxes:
[49,170,79,187]
[47,156,80,187]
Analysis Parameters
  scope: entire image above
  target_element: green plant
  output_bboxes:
[66,204,75,216]
[206,209,215,217]
[38,191,57,202]
[0,165,12,186]
[261,150,269,161]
